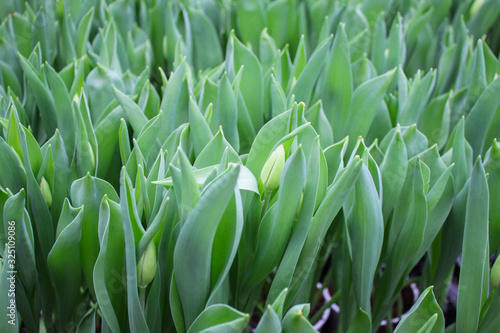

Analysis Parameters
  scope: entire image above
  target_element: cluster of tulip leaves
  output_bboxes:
[1,0,500,332]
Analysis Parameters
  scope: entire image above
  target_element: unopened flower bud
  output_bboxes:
[492,255,500,288]
[137,241,157,288]
[260,145,285,192]
[40,177,52,208]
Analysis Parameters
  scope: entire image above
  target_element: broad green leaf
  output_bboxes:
[113,86,148,135]
[208,188,244,306]
[346,308,371,333]
[189,96,213,157]
[170,148,200,223]
[188,8,223,71]
[478,288,500,333]
[44,63,76,156]
[254,305,281,333]
[236,0,266,54]
[288,156,362,307]
[0,137,26,193]
[348,163,384,314]
[398,70,436,126]
[246,110,290,177]
[48,207,84,331]
[93,197,127,333]
[394,286,444,333]
[380,129,408,219]
[76,308,96,333]
[187,304,249,333]
[344,68,396,149]
[174,165,240,327]
[465,76,500,157]
[75,8,95,57]
[160,60,189,135]
[267,138,321,303]
[226,33,264,131]
[282,304,317,333]
[290,35,333,106]
[3,190,36,300]
[484,140,500,252]
[418,92,451,150]
[119,169,149,332]
[456,157,489,333]
[85,65,124,122]
[70,174,119,297]
[194,129,240,168]
[323,137,349,184]
[217,73,239,151]
[244,147,306,288]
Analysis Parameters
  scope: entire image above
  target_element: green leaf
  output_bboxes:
[113,86,148,135]
[289,156,362,307]
[456,157,489,333]
[290,35,333,106]
[267,138,321,303]
[348,163,384,314]
[170,148,200,223]
[418,92,451,150]
[246,110,290,178]
[255,305,281,333]
[478,288,500,333]
[282,304,317,333]
[187,304,249,333]
[18,53,57,134]
[244,146,306,288]
[394,286,444,333]
[322,23,351,141]
[3,190,36,301]
[194,128,240,168]
[465,76,500,157]
[93,197,126,333]
[398,70,436,126]
[70,174,119,298]
[484,140,500,252]
[174,165,240,327]
[0,137,26,193]
[380,129,408,219]
[76,308,96,333]
[236,0,266,54]
[159,60,188,135]
[226,33,264,131]
[119,169,149,332]
[217,73,239,151]
[189,96,213,157]
[188,8,223,71]
[75,8,95,57]
[344,68,396,149]
[346,308,371,333]
[48,207,84,331]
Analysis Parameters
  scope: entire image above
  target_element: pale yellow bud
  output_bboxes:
[260,145,285,192]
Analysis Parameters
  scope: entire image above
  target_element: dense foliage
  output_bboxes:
[0,0,500,332]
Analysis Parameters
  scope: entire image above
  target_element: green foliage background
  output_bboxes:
[0,0,500,332]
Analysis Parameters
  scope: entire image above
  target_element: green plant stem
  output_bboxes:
[397,294,403,320]
[386,313,394,333]
[260,191,272,220]
[311,270,333,306]
[403,276,420,288]
[310,289,341,324]
[139,287,146,311]
[256,302,266,315]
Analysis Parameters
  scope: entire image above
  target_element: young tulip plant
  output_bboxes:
[1,0,500,333]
